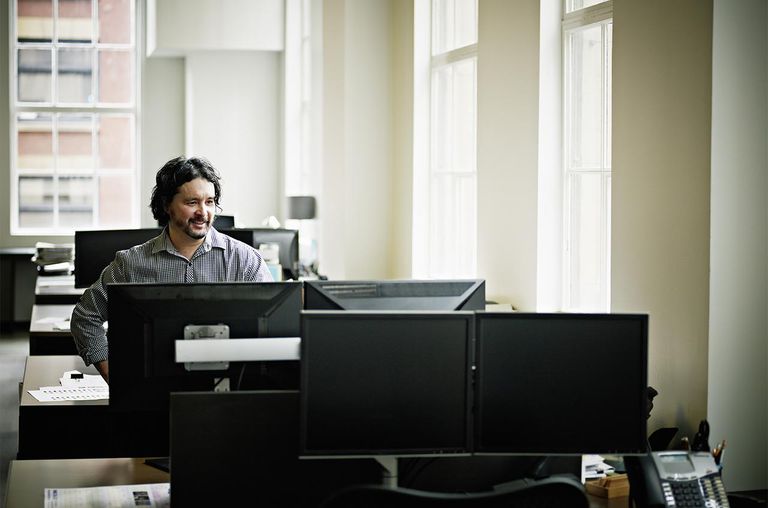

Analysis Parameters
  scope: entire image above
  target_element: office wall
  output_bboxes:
[321,0,395,280]
[477,0,540,309]
[708,0,768,491]
[185,52,281,227]
[147,0,283,55]
[612,0,713,440]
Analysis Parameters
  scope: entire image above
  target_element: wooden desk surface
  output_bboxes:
[20,355,104,407]
[29,304,76,336]
[4,458,169,508]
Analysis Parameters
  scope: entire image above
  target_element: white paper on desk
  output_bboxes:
[35,316,67,324]
[60,371,108,388]
[44,483,170,508]
[581,454,614,482]
[29,385,109,402]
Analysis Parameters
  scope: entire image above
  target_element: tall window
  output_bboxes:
[563,0,612,311]
[414,0,478,279]
[11,0,138,235]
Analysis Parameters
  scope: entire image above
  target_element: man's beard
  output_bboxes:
[180,218,209,239]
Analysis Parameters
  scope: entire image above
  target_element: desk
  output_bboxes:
[18,355,109,459]
[4,458,169,508]
[34,274,84,305]
[29,304,77,355]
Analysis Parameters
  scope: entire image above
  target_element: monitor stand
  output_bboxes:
[375,456,398,488]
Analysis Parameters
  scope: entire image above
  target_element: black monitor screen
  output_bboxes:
[304,280,485,311]
[212,215,235,229]
[107,282,302,412]
[475,313,648,455]
[300,311,473,456]
[74,228,161,288]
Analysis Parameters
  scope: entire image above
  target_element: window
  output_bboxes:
[414,0,478,279]
[283,0,319,267]
[11,0,139,234]
[562,1,612,311]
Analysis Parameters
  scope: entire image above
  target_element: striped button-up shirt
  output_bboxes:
[70,227,272,366]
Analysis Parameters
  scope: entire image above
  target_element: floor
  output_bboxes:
[0,329,28,508]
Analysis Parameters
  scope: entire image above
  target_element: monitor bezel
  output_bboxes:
[299,310,475,458]
[473,312,649,456]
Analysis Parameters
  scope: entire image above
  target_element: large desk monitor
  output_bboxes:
[304,279,485,310]
[107,282,302,412]
[74,228,161,288]
[300,311,474,458]
[474,312,648,455]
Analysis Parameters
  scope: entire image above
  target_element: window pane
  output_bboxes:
[58,113,93,171]
[58,0,93,43]
[17,0,53,42]
[19,175,54,227]
[17,113,53,169]
[566,0,607,14]
[58,48,93,103]
[431,65,452,172]
[567,25,603,169]
[98,49,132,103]
[567,172,609,311]
[454,0,477,49]
[429,173,476,278]
[97,115,133,168]
[452,58,476,172]
[59,176,94,227]
[18,48,52,102]
[99,174,133,227]
[98,0,131,44]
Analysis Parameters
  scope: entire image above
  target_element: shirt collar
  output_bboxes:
[151,226,226,256]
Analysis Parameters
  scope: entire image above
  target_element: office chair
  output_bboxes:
[319,475,589,508]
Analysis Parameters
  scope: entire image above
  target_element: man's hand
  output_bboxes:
[95,360,109,383]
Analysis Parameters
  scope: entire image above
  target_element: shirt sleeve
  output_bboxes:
[70,253,127,366]
[244,248,274,282]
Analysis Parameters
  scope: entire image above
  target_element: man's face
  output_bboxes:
[165,177,217,241]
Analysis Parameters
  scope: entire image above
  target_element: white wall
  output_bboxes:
[709,0,768,491]
[477,0,541,309]
[147,0,284,55]
[321,0,394,280]
[612,0,713,440]
[185,52,281,227]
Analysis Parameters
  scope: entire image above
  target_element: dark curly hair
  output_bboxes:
[150,156,222,226]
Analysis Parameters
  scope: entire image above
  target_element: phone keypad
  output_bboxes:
[662,477,730,508]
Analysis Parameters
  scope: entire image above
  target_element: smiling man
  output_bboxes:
[70,156,272,381]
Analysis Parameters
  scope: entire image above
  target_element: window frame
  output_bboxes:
[413,0,479,280]
[561,0,613,312]
[9,0,141,236]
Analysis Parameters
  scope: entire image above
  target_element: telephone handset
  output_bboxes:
[625,451,729,508]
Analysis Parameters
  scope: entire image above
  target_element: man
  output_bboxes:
[71,156,272,381]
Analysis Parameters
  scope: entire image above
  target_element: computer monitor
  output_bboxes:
[300,311,474,457]
[212,214,235,229]
[74,228,161,288]
[303,279,486,311]
[474,312,648,455]
[107,282,302,412]
[217,228,299,281]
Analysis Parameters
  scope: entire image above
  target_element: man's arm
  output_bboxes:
[70,255,126,381]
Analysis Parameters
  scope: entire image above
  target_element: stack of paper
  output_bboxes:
[582,455,615,482]
[32,242,74,274]
[28,370,109,402]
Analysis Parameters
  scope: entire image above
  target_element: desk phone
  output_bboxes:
[649,451,728,508]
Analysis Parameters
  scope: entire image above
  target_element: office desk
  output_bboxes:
[4,458,169,508]
[35,274,84,304]
[18,355,110,459]
[29,304,77,355]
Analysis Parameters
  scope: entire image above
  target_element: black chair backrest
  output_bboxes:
[320,476,589,508]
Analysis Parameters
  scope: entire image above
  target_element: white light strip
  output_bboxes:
[175,337,301,363]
